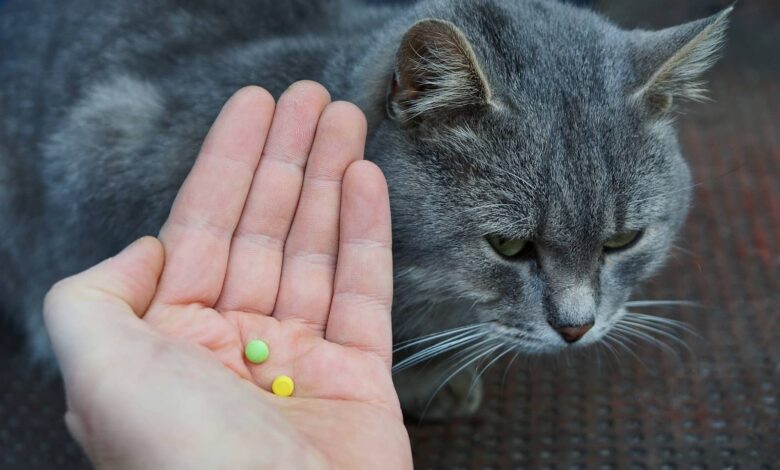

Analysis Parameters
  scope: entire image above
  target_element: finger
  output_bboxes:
[47,237,164,318]
[325,161,394,369]
[273,102,367,333]
[44,237,164,374]
[215,81,331,314]
[152,86,275,308]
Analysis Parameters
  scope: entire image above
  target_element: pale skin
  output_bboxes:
[43,82,413,469]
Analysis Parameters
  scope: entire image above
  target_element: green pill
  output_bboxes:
[244,339,269,364]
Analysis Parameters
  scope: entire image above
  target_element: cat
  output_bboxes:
[0,0,730,419]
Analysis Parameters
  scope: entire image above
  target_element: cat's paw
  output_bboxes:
[394,360,483,421]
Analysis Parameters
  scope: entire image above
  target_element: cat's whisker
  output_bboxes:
[606,330,649,369]
[624,317,699,340]
[437,336,496,369]
[624,300,701,308]
[672,244,696,256]
[592,342,607,370]
[429,339,497,383]
[468,345,511,396]
[621,316,695,354]
[599,336,623,368]
[419,340,502,420]
[393,336,482,373]
[442,337,498,370]
[393,323,485,350]
[392,328,490,373]
[626,312,700,337]
[624,311,697,331]
[393,330,478,356]
[611,323,682,362]
[501,350,522,387]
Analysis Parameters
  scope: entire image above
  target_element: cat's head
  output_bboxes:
[368,0,731,353]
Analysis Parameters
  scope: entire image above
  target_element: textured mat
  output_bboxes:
[1,0,778,468]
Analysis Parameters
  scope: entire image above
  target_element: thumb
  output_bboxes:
[43,237,164,375]
[42,237,164,458]
[45,236,165,319]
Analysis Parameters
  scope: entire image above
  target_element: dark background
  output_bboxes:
[1,0,778,468]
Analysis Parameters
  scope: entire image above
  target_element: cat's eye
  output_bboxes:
[603,230,641,251]
[487,235,528,258]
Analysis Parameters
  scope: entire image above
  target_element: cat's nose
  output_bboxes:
[553,322,594,343]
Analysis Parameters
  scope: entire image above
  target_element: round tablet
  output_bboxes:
[272,375,294,397]
[244,339,269,364]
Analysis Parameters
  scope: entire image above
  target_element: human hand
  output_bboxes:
[44,82,412,469]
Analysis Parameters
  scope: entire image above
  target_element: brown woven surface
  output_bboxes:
[1,1,778,468]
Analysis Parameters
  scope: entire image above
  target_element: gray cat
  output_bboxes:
[0,0,729,419]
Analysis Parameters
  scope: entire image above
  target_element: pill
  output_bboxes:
[244,339,269,364]
[272,375,295,397]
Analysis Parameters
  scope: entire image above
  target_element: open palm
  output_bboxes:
[45,82,411,469]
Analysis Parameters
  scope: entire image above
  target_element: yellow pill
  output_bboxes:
[272,375,294,397]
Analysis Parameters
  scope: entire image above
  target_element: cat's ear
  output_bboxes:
[631,7,732,116]
[387,19,491,124]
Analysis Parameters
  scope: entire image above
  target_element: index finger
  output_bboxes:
[153,86,276,307]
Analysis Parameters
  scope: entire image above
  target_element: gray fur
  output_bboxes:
[0,0,729,416]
